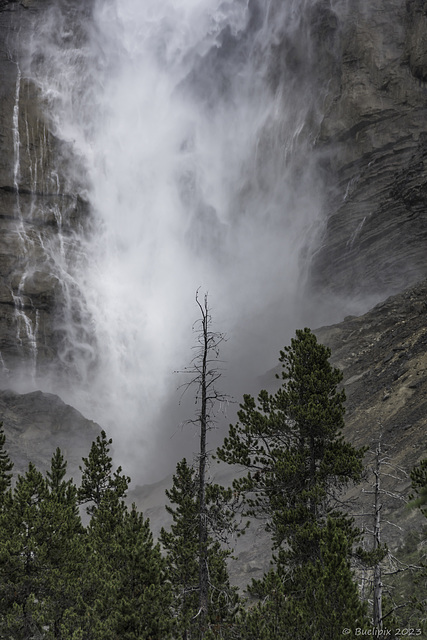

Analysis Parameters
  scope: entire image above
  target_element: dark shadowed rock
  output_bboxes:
[0,388,100,478]
[0,0,92,382]
[310,0,427,298]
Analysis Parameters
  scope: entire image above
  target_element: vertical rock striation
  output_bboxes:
[310,0,427,299]
[0,0,91,386]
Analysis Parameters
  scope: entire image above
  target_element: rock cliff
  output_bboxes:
[0,387,100,477]
[311,0,427,297]
[0,0,90,385]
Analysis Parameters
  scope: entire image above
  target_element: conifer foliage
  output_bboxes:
[0,421,13,503]
[217,328,368,638]
[0,328,385,639]
[218,328,366,552]
[160,458,239,639]
[0,429,172,639]
[78,429,130,515]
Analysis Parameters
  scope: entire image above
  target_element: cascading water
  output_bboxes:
[10,61,39,382]
[13,63,21,193]
[18,0,345,478]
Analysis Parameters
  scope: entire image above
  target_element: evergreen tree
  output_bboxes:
[410,457,427,512]
[217,328,368,635]
[160,459,239,639]
[160,459,200,638]
[238,518,367,640]
[70,431,172,638]
[0,433,172,639]
[31,449,85,639]
[0,450,85,639]
[115,503,173,639]
[78,429,130,516]
[0,421,13,506]
[81,490,173,639]
[218,328,365,561]
[0,462,48,638]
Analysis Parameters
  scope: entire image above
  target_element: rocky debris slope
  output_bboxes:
[318,278,427,466]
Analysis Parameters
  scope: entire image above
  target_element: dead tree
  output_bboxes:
[372,441,384,627]
[178,290,227,637]
[359,438,420,629]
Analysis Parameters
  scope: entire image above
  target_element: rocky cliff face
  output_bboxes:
[0,387,100,478]
[311,0,427,297]
[0,0,90,387]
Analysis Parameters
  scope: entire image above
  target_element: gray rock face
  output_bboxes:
[0,1,91,383]
[317,279,427,473]
[0,388,100,478]
[310,0,427,297]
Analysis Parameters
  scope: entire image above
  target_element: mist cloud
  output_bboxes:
[20,0,360,482]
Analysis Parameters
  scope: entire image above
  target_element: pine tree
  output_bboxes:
[293,517,367,638]
[160,458,239,639]
[78,429,130,516]
[114,504,173,639]
[76,432,172,638]
[0,422,13,506]
[0,434,173,639]
[0,462,48,638]
[237,517,367,640]
[217,328,368,635]
[218,328,365,560]
[160,459,199,638]
[31,449,85,639]
[81,491,173,639]
[0,450,86,639]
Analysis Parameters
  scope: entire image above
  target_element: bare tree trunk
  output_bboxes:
[198,295,209,636]
[179,291,227,638]
[373,442,383,629]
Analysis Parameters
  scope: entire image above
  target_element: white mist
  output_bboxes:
[25,0,337,480]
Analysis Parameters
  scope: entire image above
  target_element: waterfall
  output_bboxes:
[13,63,21,194]
[21,0,342,478]
[10,62,39,382]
